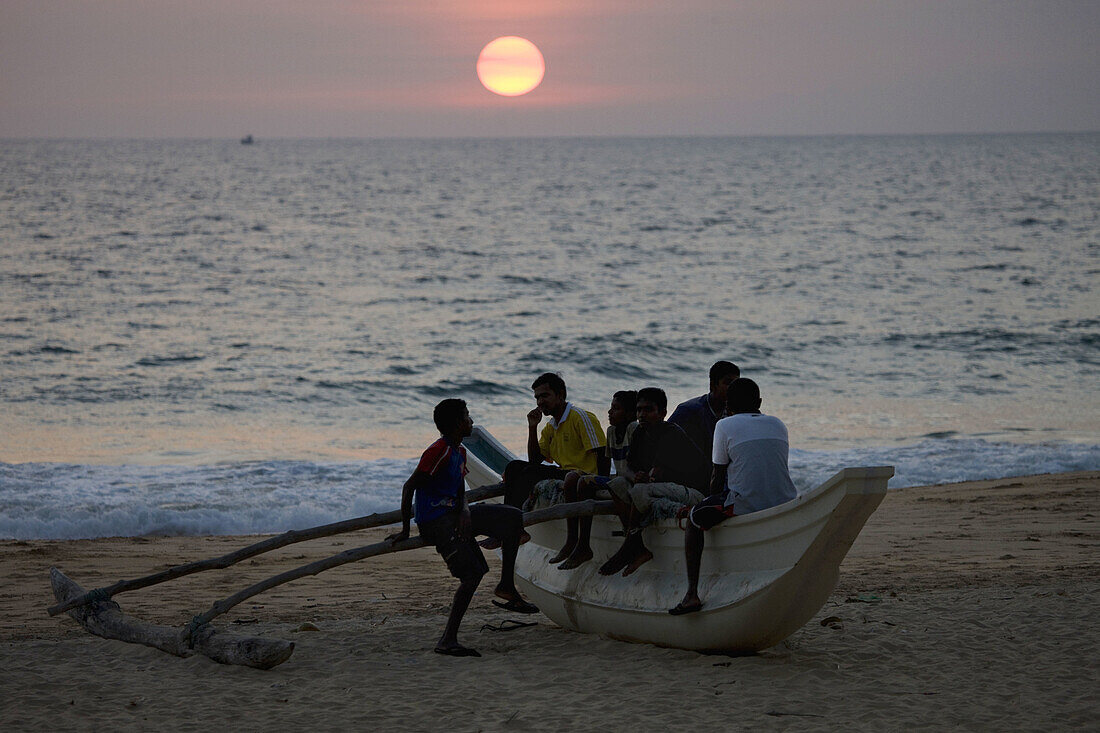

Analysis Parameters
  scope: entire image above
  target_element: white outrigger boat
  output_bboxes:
[463,426,892,653]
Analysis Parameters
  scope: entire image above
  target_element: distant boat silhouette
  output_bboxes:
[240,134,254,145]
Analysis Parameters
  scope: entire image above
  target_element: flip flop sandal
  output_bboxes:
[434,645,482,657]
[480,619,538,632]
[491,598,540,614]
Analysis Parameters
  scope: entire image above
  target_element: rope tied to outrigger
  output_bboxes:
[185,615,210,648]
[85,588,111,605]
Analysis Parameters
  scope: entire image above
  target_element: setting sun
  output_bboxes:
[476,36,545,97]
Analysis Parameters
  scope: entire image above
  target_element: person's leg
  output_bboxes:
[558,476,595,569]
[598,508,641,576]
[617,487,655,577]
[549,471,581,563]
[675,521,704,610]
[575,476,596,553]
[596,483,636,574]
[598,532,643,575]
[671,496,728,614]
[426,518,488,654]
[488,461,562,548]
[620,507,653,577]
[617,483,675,576]
[437,575,481,654]
[503,461,566,509]
[604,476,633,532]
[502,460,533,509]
[470,504,537,610]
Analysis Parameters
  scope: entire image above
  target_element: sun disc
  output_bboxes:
[476,36,545,97]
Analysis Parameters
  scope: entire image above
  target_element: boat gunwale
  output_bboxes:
[465,426,891,541]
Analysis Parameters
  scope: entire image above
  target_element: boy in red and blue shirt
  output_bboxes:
[387,398,538,657]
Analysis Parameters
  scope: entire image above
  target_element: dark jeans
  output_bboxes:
[502,460,566,508]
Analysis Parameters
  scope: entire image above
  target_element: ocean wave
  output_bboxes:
[0,458,417,541]
[789,438,1100,493]
[135,354,206,367]
[2,439,1097,541]
[422,379,523,398]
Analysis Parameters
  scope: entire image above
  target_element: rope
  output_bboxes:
[185,616,209,648]
[480,619,537,633]
[85,588,110,605]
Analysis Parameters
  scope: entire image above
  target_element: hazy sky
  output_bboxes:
[2,0,1098,138]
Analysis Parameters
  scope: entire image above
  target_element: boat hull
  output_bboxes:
[464,427,891,652]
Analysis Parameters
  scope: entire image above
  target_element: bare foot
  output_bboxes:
[557,547,593,570]
[548,542,575,563]
[621,548,653,577]
[493,585,522,603]
[598,544,634,576]
[669,592,703,615]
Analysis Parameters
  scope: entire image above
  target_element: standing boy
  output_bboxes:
[387,398,538,657]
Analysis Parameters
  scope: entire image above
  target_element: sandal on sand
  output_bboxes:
[492,598,540,614]
[480,619,537,632]
[434,645,481,657]
[668,602,703,616]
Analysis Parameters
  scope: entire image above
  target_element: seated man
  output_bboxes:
[669,360,739,459]
[387,398,537,657]
[551,389,638,569]
[495,372,608,522]
[597,387,710,577]
[670,378,797,615]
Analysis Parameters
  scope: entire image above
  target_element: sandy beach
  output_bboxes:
[2,470,1097,731]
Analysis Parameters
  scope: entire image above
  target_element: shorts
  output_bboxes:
[688,493,737,530]
[627,482,705,515]
[605,475,633,504]
[419,515,489,582]
[417,503,522,582]
[525,478,565,511]
[503,460,566,508]
[579,474,614,500]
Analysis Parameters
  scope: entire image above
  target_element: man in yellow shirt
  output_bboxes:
[503,372,608,509]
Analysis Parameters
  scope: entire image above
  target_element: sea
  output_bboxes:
[2,135,1098,540]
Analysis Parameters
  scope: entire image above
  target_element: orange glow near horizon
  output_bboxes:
[476,36,545,97]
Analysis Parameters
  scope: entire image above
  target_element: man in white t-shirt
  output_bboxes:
[669,378,797,615]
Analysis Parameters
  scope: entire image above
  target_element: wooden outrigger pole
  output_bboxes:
[48,483,507,618]
[49,496,615,669]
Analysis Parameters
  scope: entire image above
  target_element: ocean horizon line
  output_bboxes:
[4,130,1100,143]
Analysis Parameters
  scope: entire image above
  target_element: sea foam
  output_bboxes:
[2,438,1097,540]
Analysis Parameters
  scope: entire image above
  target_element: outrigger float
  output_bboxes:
[47,426,890,667]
